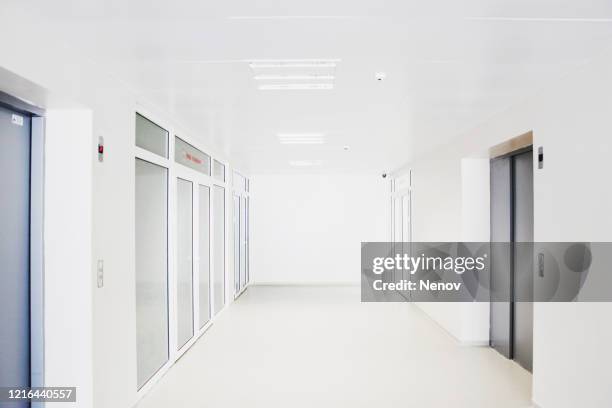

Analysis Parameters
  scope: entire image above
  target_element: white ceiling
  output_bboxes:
[18,0,612,173]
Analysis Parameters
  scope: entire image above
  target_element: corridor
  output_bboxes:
[136,286,531,408]
[1,1,612,407]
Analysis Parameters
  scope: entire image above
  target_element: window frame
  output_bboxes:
[134,107,231,398]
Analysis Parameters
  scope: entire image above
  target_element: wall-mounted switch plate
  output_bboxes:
[97,259,104,288]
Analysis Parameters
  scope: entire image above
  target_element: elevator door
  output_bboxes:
[489,148,534,372]
[0,104,31,407]
[513,151,534,372]
[490,158,512,359]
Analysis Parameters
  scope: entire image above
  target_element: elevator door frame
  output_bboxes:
[0,92,45,404]
[489,145,534,372]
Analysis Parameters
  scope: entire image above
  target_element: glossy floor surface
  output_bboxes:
[136,286,532,408]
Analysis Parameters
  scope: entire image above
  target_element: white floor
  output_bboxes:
[136,286,532,408]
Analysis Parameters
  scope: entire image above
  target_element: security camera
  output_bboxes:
[375,72,387,81]
[382,173,388,179]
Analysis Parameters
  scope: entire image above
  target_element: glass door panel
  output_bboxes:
[199,185,211,328]
[213,185,225,314]
[246,197,250,285]
[176,178,194,349]
[239,196,247,292]
[233,195,240,294]
[135,159,169,389]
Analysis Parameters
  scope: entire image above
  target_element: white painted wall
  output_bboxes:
[399,157,489,345]
[251,174,388,285]
[459,158,490,344]
[0,6,239,408]
[44,110,94,408]
[398,45,612,407]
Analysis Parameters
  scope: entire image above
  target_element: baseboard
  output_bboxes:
[410,302,489,347]
[459,340,489,347]
[251,281,360,287]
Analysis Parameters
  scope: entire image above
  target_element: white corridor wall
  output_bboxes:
[251,174,388,285]
[0,5,238,408]
[399,44,612,407]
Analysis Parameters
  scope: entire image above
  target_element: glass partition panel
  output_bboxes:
[213,159,225,182]
[239,196,247,292]
[135,159,169,389]
[213,185,225,314]
[136,114,168,157]
[176,178,194,349]
[199,185,211,328]
[233,195,240,294]
[246,197,250,284]
[175,137,211,175]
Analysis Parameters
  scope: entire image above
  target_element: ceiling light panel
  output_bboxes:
[259,83,334,90]
[254,74,335,81]
[249,59,340,69]
[249,59,339,91]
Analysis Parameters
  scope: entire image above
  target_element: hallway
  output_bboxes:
[136,286,532,408]
[3,1,612,406]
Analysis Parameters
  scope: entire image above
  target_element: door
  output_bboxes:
[135,158,169,388]
[239,196,247,292]
[233,195,240,294]
[199,184,211,328]
[245,197,250,285]
[490,157,513,359]
[513,151,534,372]
[0,104,32,407]
[213,185,225,314]
[176,178,194,349]
[489,148,534,372]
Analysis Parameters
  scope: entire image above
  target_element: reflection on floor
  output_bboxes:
[136,286,532,408]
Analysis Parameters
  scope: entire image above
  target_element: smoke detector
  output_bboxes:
[375,72,387,81]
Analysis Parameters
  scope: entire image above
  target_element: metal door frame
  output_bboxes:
[0,91,45,401]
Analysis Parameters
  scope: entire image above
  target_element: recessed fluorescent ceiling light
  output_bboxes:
[249,60,340,69]
[289,160,323,166]
[259,83,334,90]
[278,133,325,144]
[254,74,335,81]
[229,16,359,20]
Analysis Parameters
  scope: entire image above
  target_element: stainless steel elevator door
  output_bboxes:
[490,157,512,359]
[490,149,534,372]
[0,104,31,408]
[513,151,534,372]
